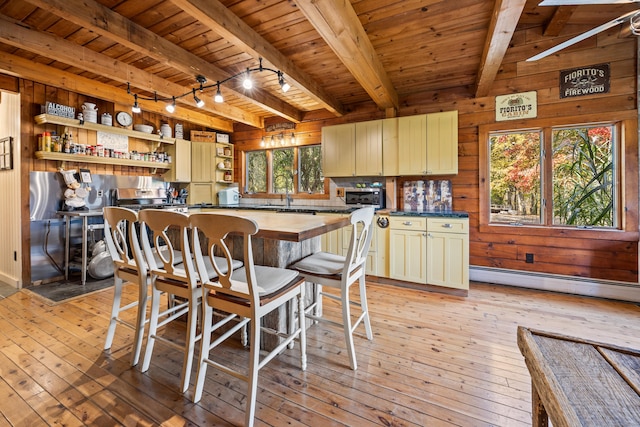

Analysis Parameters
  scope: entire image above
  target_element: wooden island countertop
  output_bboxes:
[193,208,351,242]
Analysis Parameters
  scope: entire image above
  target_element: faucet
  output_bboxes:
[275,170,295,208]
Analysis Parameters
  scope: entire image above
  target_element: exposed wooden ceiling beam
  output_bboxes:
[475,0,528,98]
[171,0,345,117]
[0,15,263,128]
[24,0,304,126]
[0,51,234,132]
[295,0,398,111]
[544,6,578,37]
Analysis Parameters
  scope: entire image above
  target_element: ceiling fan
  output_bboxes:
[527,0,640,61]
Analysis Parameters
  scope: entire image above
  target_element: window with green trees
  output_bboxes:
[245,145,325,195]
[489,123,617,228]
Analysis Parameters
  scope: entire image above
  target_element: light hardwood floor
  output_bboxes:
[0,280,639,426]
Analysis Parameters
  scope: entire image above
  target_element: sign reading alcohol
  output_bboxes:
[495,91,537,122]
[560,64,610,99]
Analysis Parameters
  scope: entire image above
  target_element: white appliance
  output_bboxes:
[218,187,239,206]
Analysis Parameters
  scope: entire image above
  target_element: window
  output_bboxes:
[488,123,618,228]
[244,145,325,195]
[246,151,267,193]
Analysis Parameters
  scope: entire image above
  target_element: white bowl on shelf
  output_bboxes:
[133,124,154,133]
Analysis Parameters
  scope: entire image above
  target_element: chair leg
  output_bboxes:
[315,283,323,319]
[193,302,213,403]
[140,287,162,373]
[358,275,373,340]
[342,285,357,370]
[180,291,199,393]
[104,276,123,351]
[298,290,307,371]
[130,281,148,367]
[245,318,260,427]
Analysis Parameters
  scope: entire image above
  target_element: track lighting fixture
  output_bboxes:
[165,96,176,113]
[126,58,291,113]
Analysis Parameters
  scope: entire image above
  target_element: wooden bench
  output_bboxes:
[517,326,640,427]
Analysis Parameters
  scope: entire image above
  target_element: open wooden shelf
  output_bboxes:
[35,114,179,145]
[35,151,171,170]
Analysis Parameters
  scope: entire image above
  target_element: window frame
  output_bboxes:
[479,111,638,241]
[240,143,330,200]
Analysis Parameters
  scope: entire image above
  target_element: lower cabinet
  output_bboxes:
[188,182,215,205]
[426,218,469,290]
[389,217,427,283]
[389,216,469,290]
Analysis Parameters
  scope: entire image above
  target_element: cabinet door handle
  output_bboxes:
[442,223,453,228]
[402,221,412,226]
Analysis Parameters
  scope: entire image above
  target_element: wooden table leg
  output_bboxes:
[531,380,548,427]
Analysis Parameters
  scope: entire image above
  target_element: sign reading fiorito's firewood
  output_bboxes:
[560,63,610,99]
[495,91,537,122]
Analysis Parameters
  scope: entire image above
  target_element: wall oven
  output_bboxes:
[344,188,385,209]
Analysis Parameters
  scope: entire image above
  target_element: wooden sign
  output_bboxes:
[495,91,537,121]
[560,63,610,99]
[42,102,76,119]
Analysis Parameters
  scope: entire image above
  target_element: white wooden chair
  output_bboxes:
[102,206,149,366]
[190,213,307,427]
[291,206,375,370]
[138,209,243,393]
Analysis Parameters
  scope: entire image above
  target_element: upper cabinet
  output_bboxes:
[398,111,459,176]
[355,120,383,176]
[322,123,355,177]
[382,118,399,176]
[164,138,191,182]
[397,115,428,176]
[321,111,458,178]
[322,120,384,177]
[426,111,458,175]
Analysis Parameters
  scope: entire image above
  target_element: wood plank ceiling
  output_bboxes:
[0,0,637,130]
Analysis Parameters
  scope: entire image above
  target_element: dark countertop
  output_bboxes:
[389,210,469,218]
[189,203,357,214]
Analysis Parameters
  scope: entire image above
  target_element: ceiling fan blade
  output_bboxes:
[539,0,639,5]
[527,9,639,61]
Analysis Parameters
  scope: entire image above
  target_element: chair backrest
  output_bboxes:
[138,209,194,282]
[103,206,146,277]
[190,213,259,302]
[343,206,375,278]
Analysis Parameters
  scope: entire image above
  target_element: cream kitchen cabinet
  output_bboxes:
[397,111,458,176]
[426,218,469,290]
[322,121,384,177]
[319,213,347,254]
[355,120,383,176]
[426,111,458,175]
[189,141,216,204]
[191,141,214,182]
[321,123,355,177]
[382,118,399,176]
[164,138,191,182]
[389,217,427,283]
[397,114,428,176]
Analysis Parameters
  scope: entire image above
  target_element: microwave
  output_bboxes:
[344,188,385,209]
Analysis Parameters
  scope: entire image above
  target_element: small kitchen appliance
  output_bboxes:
[344,187,385,209]
[218,187,239,206]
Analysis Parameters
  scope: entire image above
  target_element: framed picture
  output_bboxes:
[0,137,13,171]
[79,168,92,183]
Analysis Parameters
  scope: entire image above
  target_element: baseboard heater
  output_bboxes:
[470,266,640,303]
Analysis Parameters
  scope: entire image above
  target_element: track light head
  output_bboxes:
[165,96,176,113]
[242,69,253,89]
[214,83,223,103]
[132,94,141,113]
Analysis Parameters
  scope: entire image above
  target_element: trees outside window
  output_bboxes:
[246,151,267,193]
[489,123,618,228]
[245,145,325,195]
